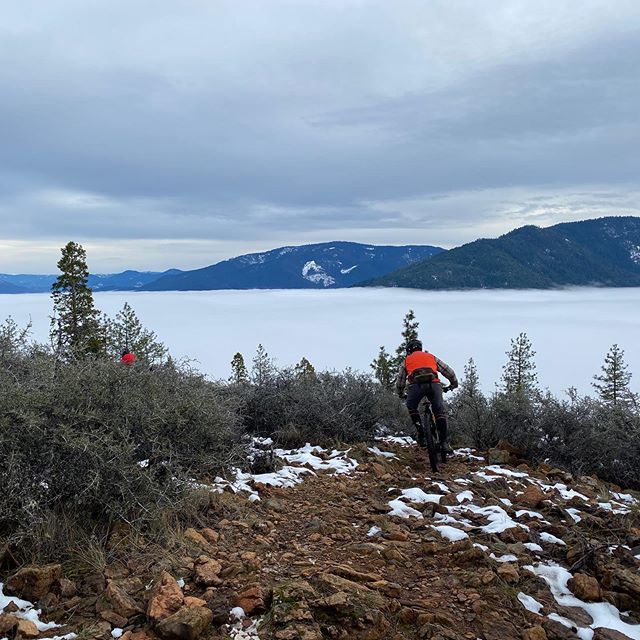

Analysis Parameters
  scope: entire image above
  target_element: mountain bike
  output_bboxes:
[421,385,451,473]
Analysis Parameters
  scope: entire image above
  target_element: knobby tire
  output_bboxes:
[423,413,439,473]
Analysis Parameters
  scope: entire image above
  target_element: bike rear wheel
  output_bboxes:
[423,413,439,473]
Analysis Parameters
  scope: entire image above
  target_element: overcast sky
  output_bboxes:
[1,0,639,273]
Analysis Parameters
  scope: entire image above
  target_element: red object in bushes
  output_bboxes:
[120,352,138,366]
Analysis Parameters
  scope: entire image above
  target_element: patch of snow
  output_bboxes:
[367,526,381,537]
[566,508,582,523]
[539,532,567,546]
[230,607,246,620]
[400,488,443,504]
[368,446,398,459]
[388,498,423,519]
[525,562,640,640]
[176,578,185,588]
[301,261,335,287]
[212,443,358,501]
[516,509,549,523]
[483,465,529,478]
[432,481,450,493]
[0,583,71,636]
[453,503,528,535]
[523,542,544,553]
[225,615,263,640]
[490,553,518,563]
[612,491,637,504]
[137,459,150,468]
[432,525,469,542]
[111,629,123,639]
[500,498,513,506]
[340,265,358,274]
[598,502,630,515]
[377,435,414,446]
[517,592,544,614]
[473,543,489,552]
[457,491,474,503]
[453,448,485,461]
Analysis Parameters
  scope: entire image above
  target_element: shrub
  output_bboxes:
[0,341,242,556]
[231,367,407,447]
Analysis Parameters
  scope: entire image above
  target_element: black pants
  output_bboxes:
[406,382,446,419]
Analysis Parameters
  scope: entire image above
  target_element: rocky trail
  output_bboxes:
[2,438,640,640]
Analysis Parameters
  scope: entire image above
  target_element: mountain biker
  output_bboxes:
[396,339,458,454]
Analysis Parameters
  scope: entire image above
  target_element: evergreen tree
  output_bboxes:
[50,241,104,356]
[501,332,537,395]
[294,357,316,381]
[371,346,395,388]
[229,352,249,384]
[106,302,167,363]
[593,344,633,407]
[451,358,490,447]
[394,309,419,366]
[252,344,276,385]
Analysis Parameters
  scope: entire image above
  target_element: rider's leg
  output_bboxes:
[427,384,452,453]
[406,384,427,447]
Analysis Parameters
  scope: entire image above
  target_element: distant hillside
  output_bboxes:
[0,278,29,294]
[360,216,640,289]
[0,270,182,293]
[142,242,443,291]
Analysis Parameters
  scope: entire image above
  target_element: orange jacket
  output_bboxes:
[405,351,440,383]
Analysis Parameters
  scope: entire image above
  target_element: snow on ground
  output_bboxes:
[0,583,76,640]
[211,441,359,501]
[368,446,398,459]
[524,563,640,640]
[3,287,640,397]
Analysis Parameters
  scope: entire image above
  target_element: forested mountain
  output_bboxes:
[360,216,640,289]
[142,242,443,291]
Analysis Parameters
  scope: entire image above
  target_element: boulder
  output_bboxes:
[183,529,211,551]
[488,448,511,465]
[6,564,62,601]
[0,614,19,636]
[518,485,546,509]
[522,627,547,640]
[193,556,222,587]
[567,573,602,602]
[147,572,184,624]
[16,619,40,638]
[103,581,143,619]
[155,606,213,640]
[497,563,520,584]
[233,585,267,616]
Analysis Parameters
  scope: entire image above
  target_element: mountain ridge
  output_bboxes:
[360,216,640,290]
[141,241,443,291]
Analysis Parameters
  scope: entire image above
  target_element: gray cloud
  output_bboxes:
[0,0,639,271]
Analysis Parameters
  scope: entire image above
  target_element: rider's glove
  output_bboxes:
[449,381,459,391]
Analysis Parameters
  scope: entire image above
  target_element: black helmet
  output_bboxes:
[406,339,422,355]
[121,348,130,357]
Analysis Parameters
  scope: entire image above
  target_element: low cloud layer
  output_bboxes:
[1,1,639,271]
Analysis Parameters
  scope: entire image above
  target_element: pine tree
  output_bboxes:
[460,358,482,399]
[106,302,167,363]
[394,309,420,366]
[252,344,275,385]
[50,241,105,356]
[371,346,395,388]
[229,352,249,384]
[593,344,633,407]
[294,357,316,381]
[453,358,490,447]
[501,332,537,395]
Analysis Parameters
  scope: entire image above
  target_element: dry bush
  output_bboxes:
[0,339,243,559]
[230,368,406,447]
